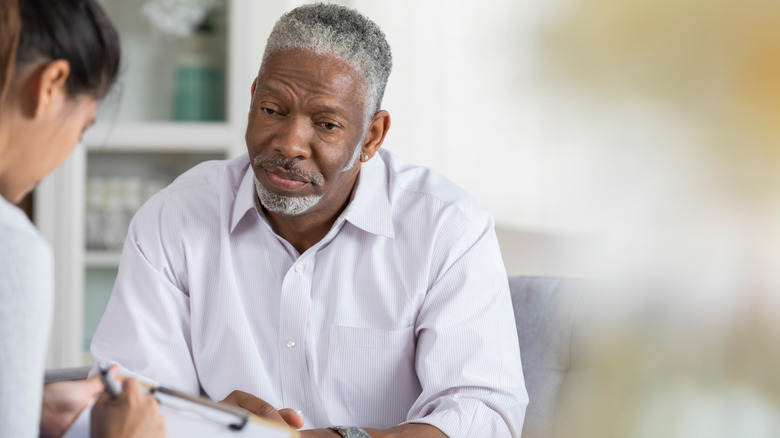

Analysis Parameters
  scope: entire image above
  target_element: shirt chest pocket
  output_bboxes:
[323,325,420,429]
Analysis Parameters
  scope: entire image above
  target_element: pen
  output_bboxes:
[99,362,122,399]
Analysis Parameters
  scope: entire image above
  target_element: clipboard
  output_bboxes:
[151,385,251,430]
[63,383,299,438]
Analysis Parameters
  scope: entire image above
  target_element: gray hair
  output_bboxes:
[262,3,392,121]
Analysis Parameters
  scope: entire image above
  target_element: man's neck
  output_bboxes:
[261,180,358,255]
[264,209,338,255]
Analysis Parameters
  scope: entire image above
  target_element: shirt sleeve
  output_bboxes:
[404,210,528,437]
[89,195,201,395]
[0,220,53,438]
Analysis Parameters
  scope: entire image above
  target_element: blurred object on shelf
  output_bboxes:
[173,32,224,121]
[141,0,226,121]
[85,151,223,252]
[86,177,167,250]
[142,0,219,38]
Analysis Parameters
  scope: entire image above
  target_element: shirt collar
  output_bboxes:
[342,151,395,239]
[230,152,395,239]
[230,161,258,233]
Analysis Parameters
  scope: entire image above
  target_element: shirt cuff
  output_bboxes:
[403,397,520,438]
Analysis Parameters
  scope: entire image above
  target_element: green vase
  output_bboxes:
[173,33,224,121]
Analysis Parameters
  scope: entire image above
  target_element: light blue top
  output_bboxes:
[0,194,54,437]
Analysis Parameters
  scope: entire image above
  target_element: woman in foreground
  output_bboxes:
[0,0,164,436]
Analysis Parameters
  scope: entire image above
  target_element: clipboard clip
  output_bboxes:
[150,386,249,431]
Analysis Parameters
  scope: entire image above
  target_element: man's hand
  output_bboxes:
[220,390,304,429]
[218,392,446,438]
[90,378,165,438]
[39,375,104,438]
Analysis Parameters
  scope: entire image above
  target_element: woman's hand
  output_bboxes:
[89,377,165,438]
[40,375,104,438]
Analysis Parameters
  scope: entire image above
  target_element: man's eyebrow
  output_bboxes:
[255,84,351,116]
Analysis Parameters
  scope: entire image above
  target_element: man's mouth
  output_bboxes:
[264,167,309,189]
[254,156,325,189]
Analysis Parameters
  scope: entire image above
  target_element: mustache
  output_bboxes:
[253,156,325,186]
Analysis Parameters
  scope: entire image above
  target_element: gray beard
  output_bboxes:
[254,176,323,216]
[253,140,365,217]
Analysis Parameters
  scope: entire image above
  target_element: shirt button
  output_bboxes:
[294,264,304,273]
[286,337,296,348]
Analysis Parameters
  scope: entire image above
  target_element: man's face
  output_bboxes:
[246,50,369,217]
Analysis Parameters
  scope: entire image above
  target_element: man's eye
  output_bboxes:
[262,107,277,116]
[319,122,338,130]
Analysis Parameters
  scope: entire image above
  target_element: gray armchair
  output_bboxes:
[46,276,581,437]
[509,276,581,438]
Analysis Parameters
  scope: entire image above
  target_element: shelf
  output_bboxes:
[85,251,122,268]
[83,122,238,153]
[40,0,252,368]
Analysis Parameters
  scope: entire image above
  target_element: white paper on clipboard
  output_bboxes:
[63,399,297,438]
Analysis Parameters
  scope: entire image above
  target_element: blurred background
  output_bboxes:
[32,0,780,435]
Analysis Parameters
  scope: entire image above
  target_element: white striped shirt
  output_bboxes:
[90,149,527,437]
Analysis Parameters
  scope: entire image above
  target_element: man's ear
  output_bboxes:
[31,60,70,119]
[250,77,257,98]
[361,110,391,159]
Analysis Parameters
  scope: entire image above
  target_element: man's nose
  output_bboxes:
[274,115,312,159]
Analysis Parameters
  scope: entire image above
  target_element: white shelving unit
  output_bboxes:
[37,0,258,368]
[84,251,123,268]
[82,123,238,153]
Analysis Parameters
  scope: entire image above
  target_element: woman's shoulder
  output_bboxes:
[0,196,53,287]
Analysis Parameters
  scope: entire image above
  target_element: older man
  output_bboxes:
[91,4,527,437]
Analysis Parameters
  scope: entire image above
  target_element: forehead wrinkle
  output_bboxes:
[255,81,293,102]
[257,81,352,120]
[258,73,361,122]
